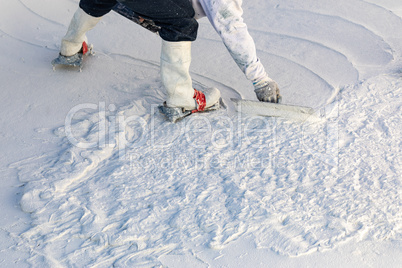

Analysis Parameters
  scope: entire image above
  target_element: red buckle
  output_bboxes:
[82,41,89,55]
[192,89,206,113]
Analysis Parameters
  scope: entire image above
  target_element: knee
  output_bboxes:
[159,18,199,42]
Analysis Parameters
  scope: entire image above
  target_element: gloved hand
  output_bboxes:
[254,79,281,103]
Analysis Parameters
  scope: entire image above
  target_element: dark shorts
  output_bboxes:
[79,0,198,41]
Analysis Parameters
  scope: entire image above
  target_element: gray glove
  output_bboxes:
[254,80,281,103]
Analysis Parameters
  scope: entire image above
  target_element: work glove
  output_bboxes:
[254,79,282,103]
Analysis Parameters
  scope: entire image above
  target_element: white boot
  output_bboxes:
[161,40,221,111]
[60,8,101,56]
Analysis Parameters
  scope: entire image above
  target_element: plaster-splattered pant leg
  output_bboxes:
[80,0,198,41]
[194,0,268,83]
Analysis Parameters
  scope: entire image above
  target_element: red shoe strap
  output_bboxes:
[192,89,206,113]
[82,41,89,55]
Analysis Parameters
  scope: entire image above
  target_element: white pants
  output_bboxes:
[191,0,268,84]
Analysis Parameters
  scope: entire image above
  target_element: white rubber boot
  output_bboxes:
[161,40,221,111]
[60,8,102,56]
